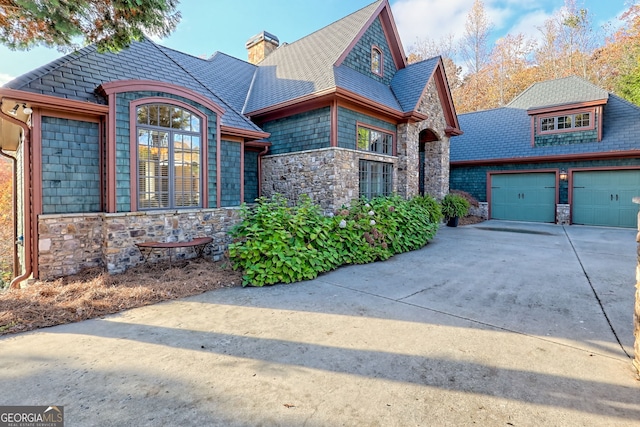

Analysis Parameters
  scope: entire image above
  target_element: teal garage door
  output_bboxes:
[572,170,640,228]
[490,173,556,222]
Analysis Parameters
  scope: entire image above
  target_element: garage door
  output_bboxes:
[490,173,556,222]
[572,170,640,228]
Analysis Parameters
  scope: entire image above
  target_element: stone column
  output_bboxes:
[633,197,640,376]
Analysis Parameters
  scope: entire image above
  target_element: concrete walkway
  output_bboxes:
[1,221,639,426]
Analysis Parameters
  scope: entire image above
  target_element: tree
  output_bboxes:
[0,0,181,52]
[457,0,494,111]
[488,33,536,106]
[592,3,640,102]
[0,157,12,287]
[459,0,493,76]
[407,33,462,90]
[534,0,595,80]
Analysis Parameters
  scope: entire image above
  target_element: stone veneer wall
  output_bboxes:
[39,214,104,278]
[37,208,240,279]
[262,147,397,212]
[556,204,570,225]
[397,79,450,200]
[470,202,488,219]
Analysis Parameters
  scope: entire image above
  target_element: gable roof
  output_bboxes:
[507,75,609,110]
[244,0,398,114]
[451,77,640,163]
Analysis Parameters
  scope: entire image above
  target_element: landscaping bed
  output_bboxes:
[0,258,242,336]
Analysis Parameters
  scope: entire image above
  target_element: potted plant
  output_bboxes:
[441,193,470,227]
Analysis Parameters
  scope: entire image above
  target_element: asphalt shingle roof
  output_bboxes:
[451,77,640,162]
[507,75,609,109]
[4,38,261,133]
[243,0,385,113]
[390,56,439,112]
[4,0,444,134]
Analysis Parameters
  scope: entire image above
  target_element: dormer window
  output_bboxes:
[371,46,383,76]
[538,111,593,134]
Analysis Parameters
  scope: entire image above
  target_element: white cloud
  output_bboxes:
[0,73,14,87]
[504,9,554,46]
[392,0,473,49]
[391,0,558,53]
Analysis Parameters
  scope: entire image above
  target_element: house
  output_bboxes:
[450,76,640,228]
[0,0,461,285]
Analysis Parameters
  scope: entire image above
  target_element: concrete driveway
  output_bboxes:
[1,220,639,426]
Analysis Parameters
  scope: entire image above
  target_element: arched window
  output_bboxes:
[136,103,203,209]
[371,47,383,76]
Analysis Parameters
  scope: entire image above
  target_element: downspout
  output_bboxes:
[0,149,18,278]
[257,145,269,197]
[0,99,32,289]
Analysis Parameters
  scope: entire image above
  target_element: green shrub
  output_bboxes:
[229,194,441,287]
[440,193,470,219]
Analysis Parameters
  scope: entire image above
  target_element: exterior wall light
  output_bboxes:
[559,169,568,181]
[22,104,33,115]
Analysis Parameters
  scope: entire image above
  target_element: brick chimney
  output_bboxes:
[245,31,279,64]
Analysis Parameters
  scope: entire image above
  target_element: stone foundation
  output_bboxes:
[556,204,570,225]
[470,202,488,219]
[38,208,241,279]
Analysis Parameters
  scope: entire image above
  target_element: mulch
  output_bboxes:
[0,258,243,335]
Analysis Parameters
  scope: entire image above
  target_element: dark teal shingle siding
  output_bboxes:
[41,117,101,214]
[262,108,331,155]
[244,150,260,204]
[343,17,397,85]
[337,107,396,150]
[221,140,241,207]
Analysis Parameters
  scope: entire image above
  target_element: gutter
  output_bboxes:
[257,144,270,197]
[0,98,32,289]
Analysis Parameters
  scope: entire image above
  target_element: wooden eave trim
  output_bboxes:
[0,88,108,115]
[450,150,640,167]
[98,80,225,116]
[245,141,271,149]
[431,60,462,134]
[246,89,336,119]
[220,125,269,141]
[248,88,407,124]
[527,99,608,115]
[378,1,407,69]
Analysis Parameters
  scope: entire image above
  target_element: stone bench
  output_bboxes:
[135,237,213,264]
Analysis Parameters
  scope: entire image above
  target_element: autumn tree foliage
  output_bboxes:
[406,0,640,113]
[0,158,13,287]
[0,0,180,52]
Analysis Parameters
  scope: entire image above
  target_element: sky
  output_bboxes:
[0,0,631,87]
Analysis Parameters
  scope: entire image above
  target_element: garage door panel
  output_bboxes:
[572,170,640,228]
[490,173,556,223]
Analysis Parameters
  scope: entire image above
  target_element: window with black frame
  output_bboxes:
[359,160,392,199]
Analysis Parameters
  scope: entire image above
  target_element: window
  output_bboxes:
[540,117,555,132]
[539,112,591,134]
[371,47,382,75]
[359,160,392,199]
[575,113,590,127]
[357,125,393,155]
[137,103,202,209]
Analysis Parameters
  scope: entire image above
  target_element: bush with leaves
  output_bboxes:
[229,194,441,287]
